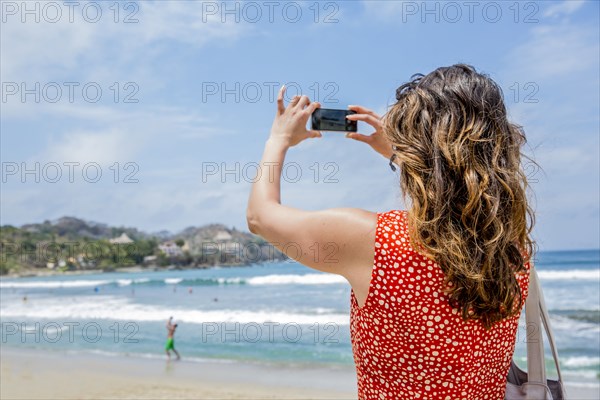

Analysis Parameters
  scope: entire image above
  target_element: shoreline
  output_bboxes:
[2,347,598,400]
[1,347,357,399]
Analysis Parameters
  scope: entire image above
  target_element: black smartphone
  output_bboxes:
[311,108,357,132]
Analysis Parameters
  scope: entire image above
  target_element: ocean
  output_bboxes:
[1,249,598,388]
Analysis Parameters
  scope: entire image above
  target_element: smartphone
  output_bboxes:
[311,108,357,132]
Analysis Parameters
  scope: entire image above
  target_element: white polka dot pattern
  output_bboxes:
[350,210,530,400]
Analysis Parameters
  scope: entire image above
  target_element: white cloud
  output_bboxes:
[508,24,599,81]
[500,9,599,250]
[360,0,412,18]
[40,128,138,167]
[0,101,223,174]
[0,175,250,232]
[536,145,597,179]
[543,0,586,18]
[503,12,599,141]
[1,1,252,231]
[0,1,250,82]
[137,0,248,45]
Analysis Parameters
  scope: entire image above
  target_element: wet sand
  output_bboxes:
[2,347,598,399]
[1,348,357,399]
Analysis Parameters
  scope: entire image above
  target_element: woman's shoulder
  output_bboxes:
[373,210,412,252]
[379,209,407,217]
[376,210,410,233]
[377,209,408,225]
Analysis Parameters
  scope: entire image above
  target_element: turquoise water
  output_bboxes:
[1,250,598,386]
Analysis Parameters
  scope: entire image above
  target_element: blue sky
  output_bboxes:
[1,0,598,251]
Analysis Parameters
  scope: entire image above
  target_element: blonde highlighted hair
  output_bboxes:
[384,64,536,328]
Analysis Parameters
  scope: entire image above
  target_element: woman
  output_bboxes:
[247,64,535,399]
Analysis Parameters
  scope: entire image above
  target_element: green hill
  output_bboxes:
[0,217,285,275]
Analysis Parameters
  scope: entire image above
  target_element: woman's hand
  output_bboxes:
[269,85,322,147]
[345,105,394,160]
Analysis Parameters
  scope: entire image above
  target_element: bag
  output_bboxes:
[505,268,566,399]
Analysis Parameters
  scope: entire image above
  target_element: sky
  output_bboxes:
[1,0,598,251]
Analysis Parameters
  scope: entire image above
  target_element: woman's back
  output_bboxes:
[247,64,536,400]
[350,210,530,400]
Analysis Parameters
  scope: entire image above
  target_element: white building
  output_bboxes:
[109,233,134,244]
[214,231,232,241]
[159,242,184,257]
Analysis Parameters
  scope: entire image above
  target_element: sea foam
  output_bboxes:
[0,296,350,325]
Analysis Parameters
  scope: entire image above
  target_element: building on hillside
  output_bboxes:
[214,231,232,242]
[109,233,134,244]
[143,255,157,264]
[159,241,184,257]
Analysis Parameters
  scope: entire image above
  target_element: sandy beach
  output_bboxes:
[1,348,357,399]
[2,347,599,400]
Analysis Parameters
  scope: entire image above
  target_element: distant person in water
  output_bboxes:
[165,316,180,360]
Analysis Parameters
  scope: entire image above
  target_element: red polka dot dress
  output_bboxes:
[350,210,530,400]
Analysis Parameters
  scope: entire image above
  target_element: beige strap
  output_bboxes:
[525,267,566,399]
[525,267,546,385]
[532,267,565,384]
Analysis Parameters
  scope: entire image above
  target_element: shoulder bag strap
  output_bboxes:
[532,267,564,383]
[526,266,547,385]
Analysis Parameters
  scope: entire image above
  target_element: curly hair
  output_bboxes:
[383,64,537,329]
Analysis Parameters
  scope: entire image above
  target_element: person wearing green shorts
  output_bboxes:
[165,316,181,360]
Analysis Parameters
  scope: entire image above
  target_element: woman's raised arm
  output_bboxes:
[246,86,377,282]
